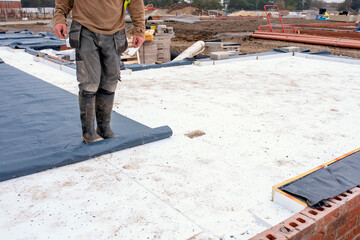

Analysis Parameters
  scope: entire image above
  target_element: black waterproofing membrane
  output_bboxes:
[280,150,360,205]
[0,63,172,182]
[126,58,194,71]
[0,32,64,50]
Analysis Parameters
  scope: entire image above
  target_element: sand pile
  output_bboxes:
[229,10,266,17]
[164,2,207,15]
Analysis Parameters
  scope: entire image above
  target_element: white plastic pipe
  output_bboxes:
[173,41,205,61]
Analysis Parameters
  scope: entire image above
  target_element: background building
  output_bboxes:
[0,0,22,9]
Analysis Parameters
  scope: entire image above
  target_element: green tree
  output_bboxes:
[303,0,312,10]
[144,0,176,8]
[276,0,286,9]
[309,0,326,9]
[337,0,352,11]
[22,0,55,7]
[228,0,251,10]
[351,0,360,11]
[22,0,40,7]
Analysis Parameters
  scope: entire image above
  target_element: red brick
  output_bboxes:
[264,212,317,240]
[339,189,360,214]
[250,187,360,240]
[337,217,358,238]
[270,223,299,239]
[323,230,337,240]
[346,226,360,240]
[309,230,325,240]
[301,204,341,233]
[249,228,288,240]
[345,229,356,240]
[349,205,360,221]
[289,214,317,240]
[327,212,350,235]
[353,234,360,240]
[355,225,360,235]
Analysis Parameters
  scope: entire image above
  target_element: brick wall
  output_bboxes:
[0,1,22,9]
[250,185,360,240]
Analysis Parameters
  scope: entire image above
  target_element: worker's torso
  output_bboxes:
[72,0,126,35]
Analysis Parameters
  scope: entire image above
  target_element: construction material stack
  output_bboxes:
[205,42,241,55]
[139,25,174,64]
[155,25,174,63]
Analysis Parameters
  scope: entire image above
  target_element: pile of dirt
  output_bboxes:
[2,17,360,59]
[163,2,207,15]
[161,18,360,59]
[164,20,267,41]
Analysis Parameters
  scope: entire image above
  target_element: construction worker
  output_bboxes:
[53,0,145,143]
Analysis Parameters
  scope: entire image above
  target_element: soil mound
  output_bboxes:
[164,2,206,15]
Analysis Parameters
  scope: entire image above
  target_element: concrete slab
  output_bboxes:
[1,49,360,239]
[0,158,205,239]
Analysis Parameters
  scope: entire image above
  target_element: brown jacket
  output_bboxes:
[54,0,145,37]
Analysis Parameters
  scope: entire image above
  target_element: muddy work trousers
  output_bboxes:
[69,21,128,94]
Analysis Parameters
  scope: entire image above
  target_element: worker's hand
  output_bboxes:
[54,24,67,39]
[132,35,145,48]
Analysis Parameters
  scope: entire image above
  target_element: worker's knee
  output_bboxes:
[78,82,100,93]
[79,89,96,98]
[99,81,118,93]
[97,88,115,95]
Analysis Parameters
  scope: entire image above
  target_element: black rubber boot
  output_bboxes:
[79,91,103,144]
[96,88,118,139]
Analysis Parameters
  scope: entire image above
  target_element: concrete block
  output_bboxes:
[210,52,230,60]
[223,46,240,55]
[222,42,241,47]
[226,51,238,56]
[281,46,301,52]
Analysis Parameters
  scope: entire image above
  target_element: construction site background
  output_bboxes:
[1,3,360,60]
[0,7,54,20]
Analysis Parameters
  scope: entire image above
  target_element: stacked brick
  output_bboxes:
[138,25,174,64]
[139,41,157,64]
[155,25,174,63]
[250,185,360,240]
[205,42,241,55]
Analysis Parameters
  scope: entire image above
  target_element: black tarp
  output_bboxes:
[126,58,194,71]
[280,150,360,205]
[0,63,172,182]
[0,32,65,50]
